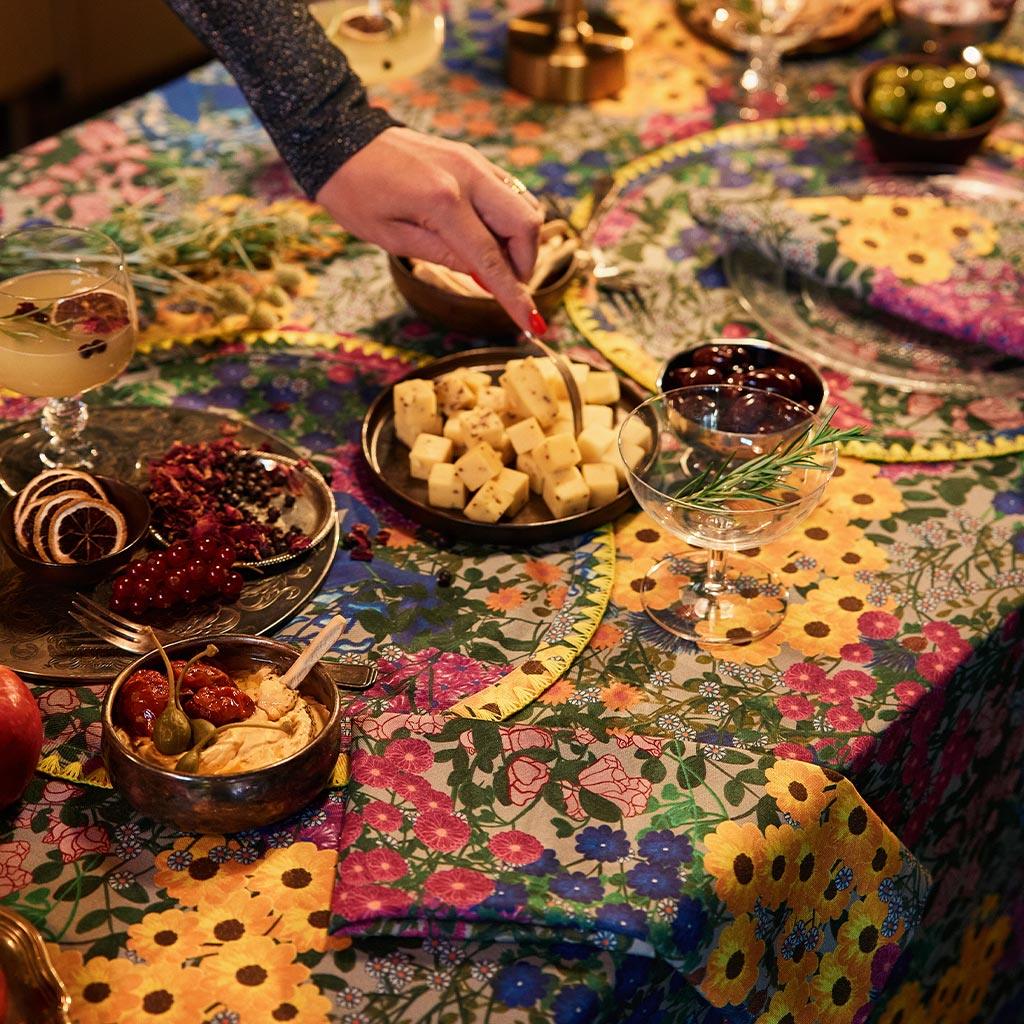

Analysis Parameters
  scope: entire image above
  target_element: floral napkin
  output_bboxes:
[331,713,930,1019]
[691,189,1024,358]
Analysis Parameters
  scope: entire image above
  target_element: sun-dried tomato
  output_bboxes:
[184,686,256,726]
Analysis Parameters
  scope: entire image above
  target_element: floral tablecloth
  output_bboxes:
[1,2,1024,1023]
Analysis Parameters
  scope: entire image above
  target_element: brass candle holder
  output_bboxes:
[505,0,633,103]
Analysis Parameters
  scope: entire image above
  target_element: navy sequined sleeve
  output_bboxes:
[165,0,400,197]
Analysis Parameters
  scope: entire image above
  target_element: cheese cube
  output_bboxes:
[534,433,582,475]
[583,404,614,431]
[582,463,619,508]
[517,451,543,494]
[620,416,653,453]
[458,407,505,449]
[621,441,645,472]
[443,416,468,453]
[545,413,575,438]
[435,371,479,417]
[498,372,529,419]
[454,442,503,491]
[477,386,507,416]
[465,479,514,523]
[603,441,644,485]
[409,433,453,481]
[428,463,466,509]
[570,362,591,388]
[394,379,441,448]
[543,467,590,519]
[495,467,530,516]
[584,370,621,406]
[498,433,515,465]
[502,357,559,428]
[535,357,568,399]
[506,416,545,455]
[577,425,616,464]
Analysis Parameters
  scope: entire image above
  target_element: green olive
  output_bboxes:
[950,64,979,87]
[944,111,971,134]
[905,100,947,134]
[960,83,1000,125]
[907,64,945,97]
[191,718,217,745]
[917,74,961,105]
[868,84,910,124]
[872,65,904,88]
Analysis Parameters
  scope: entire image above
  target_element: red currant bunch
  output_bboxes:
[109,536,244,617]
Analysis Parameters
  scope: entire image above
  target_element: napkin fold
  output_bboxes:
[331,714,931,1018]
[691,188,1024,358]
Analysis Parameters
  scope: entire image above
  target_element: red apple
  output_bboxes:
[0,665,43,809]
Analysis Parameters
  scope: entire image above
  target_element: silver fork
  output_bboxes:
[68,595,377,689]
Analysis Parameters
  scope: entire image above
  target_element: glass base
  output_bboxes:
[641,552,787,645]
[0,419,116,495]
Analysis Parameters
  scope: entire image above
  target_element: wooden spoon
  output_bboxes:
[279,614,348,691]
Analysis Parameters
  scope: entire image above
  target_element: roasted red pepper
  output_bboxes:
[184,685,256,726]
[172,659,233,694]
[115,669,168,738]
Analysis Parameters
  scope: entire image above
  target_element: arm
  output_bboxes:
[163,0,398,197]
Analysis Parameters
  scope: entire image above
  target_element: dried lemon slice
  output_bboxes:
[12,468,103,522]
[48,498,127,564]
[30,491,93,561]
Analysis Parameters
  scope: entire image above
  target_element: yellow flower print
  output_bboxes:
[927,962,975,1024]
[194,888,277,946]
[814,865,853,923]
[757,823,799,910]
[197,934,309,1022]
[764,760,834,827]
[773,928,818,987]
[878,981,928,1024]
[761,978,815,1024]
[780,577,882,659]
[539,676,576,705]
[960,914,1012,977]
[781,826,834,919]
[702,821,766,914]
[153,835,254,905]
[601,680,644,711]
[485,586,525,613]
[121,965,216,1022]
[616,511,687,560]
[823,460,904,522]
[702,914,765,1008]
[272,901,354,954]
[700,629,782,667]
[836,895,893,969]
[47,948,142,1024]
[611,555,689,613]
[265,982,334,1024]
[127,907,206,963]
[245,842,338,913]
[822,781,878,849]
[695,593,784,655]
[841,823,901,891]
[809,949,871,1023]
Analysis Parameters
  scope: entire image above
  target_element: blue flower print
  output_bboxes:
[670,895,708,954]
[552,984,600,1024]
[521,848,561,876]
[492,963,549,1008]
[550,872,604,903]
[575,825,630,862]
[637,829,692,865]
[595,902,648,938]
[625,861,681,899]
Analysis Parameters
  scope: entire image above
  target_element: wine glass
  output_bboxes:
[894,0,1017,65]
[706,0,826,119]
[0,226,138,494]
[619,385,838,645]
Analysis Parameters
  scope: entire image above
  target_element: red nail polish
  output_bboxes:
[470,272,491,293]
[528,309,548,335]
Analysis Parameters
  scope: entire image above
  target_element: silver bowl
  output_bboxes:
[101,634,342,834]
[656,337,829,413]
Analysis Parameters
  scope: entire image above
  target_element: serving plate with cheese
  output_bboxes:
[361,348,651,544]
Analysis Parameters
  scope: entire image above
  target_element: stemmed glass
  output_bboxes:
[619,385,837,645]
[0,226,138,494]
[707,0,825,119]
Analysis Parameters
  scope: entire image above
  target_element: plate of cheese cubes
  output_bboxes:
[362,348,653,543]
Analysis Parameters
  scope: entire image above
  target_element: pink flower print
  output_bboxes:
[592,205,640,248]
[858,611,900,640]
[410,788,454,816]
[578,754,652,818]
[506,756,550,806]
[37,689,79,714]
[915,651,958,684]
[826,702,864,731]
[840,643,873,664]
[921,622,963,648]
[560,782,585,819]
[363,801,403,832]
[424,868,494,910]
[41,781,81,803]
[777,694,815,720]
[498,725,553,755]
[772,742,814,762]
[414,810,470,852]
[0,841,32,897]
[350,752,396,789]
[73,119,128,153]
[44,822,109,864]
[487,830,544,866]
[383,738,433,774]
[783,662,827,693]
[334,884,413,921]
[343,848,408,884]
[906,393,944,418]
[893,679,926,711]
[338,813,364,850]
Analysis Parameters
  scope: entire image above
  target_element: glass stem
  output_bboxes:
[40,396,93,469]
[704,548,728,594]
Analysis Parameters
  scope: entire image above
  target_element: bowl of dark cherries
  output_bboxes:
[659,338,829,454]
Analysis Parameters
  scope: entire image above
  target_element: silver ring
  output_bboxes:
[502,175,529,196]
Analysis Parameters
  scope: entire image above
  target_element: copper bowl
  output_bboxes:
[388,250,579,337]
[0,476,150,588]
[101,635,343,833]
[851,55,1005,164]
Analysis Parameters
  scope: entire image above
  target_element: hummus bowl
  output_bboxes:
[101,634,342,833]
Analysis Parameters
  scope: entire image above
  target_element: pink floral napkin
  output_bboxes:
[331,713,930,1018]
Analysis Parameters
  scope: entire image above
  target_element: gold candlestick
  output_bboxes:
[505,0,632,103]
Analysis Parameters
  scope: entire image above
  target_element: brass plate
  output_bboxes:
[0,909,72,1024]
[362,347,644,545]
[149,450,337,570]
[0,406,338,682]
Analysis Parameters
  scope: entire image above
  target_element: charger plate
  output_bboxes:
[565,114,1024,462]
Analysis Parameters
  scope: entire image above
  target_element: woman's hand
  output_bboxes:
[316,127,547,333]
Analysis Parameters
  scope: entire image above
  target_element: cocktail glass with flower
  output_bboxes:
[619,385,839,645]
[0,226,137,493]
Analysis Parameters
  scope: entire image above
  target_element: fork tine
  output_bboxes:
[72,594,146,632]
[68,605,148,646]
[67,609,151,654]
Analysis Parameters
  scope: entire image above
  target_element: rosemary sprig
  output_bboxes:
[674,409,863,513]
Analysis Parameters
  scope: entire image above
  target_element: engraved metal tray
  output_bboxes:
[0,909,72,1024]
[0,406,337,682]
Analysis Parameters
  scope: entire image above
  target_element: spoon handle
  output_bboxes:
[280,614,348,691]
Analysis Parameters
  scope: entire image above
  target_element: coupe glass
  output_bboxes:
[895,0,1017,63]
[0,226,138,493]
[620,385,837,645]
[707,0,825,119]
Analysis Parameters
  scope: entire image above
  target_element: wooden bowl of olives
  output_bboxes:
[851,56,1005,164]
